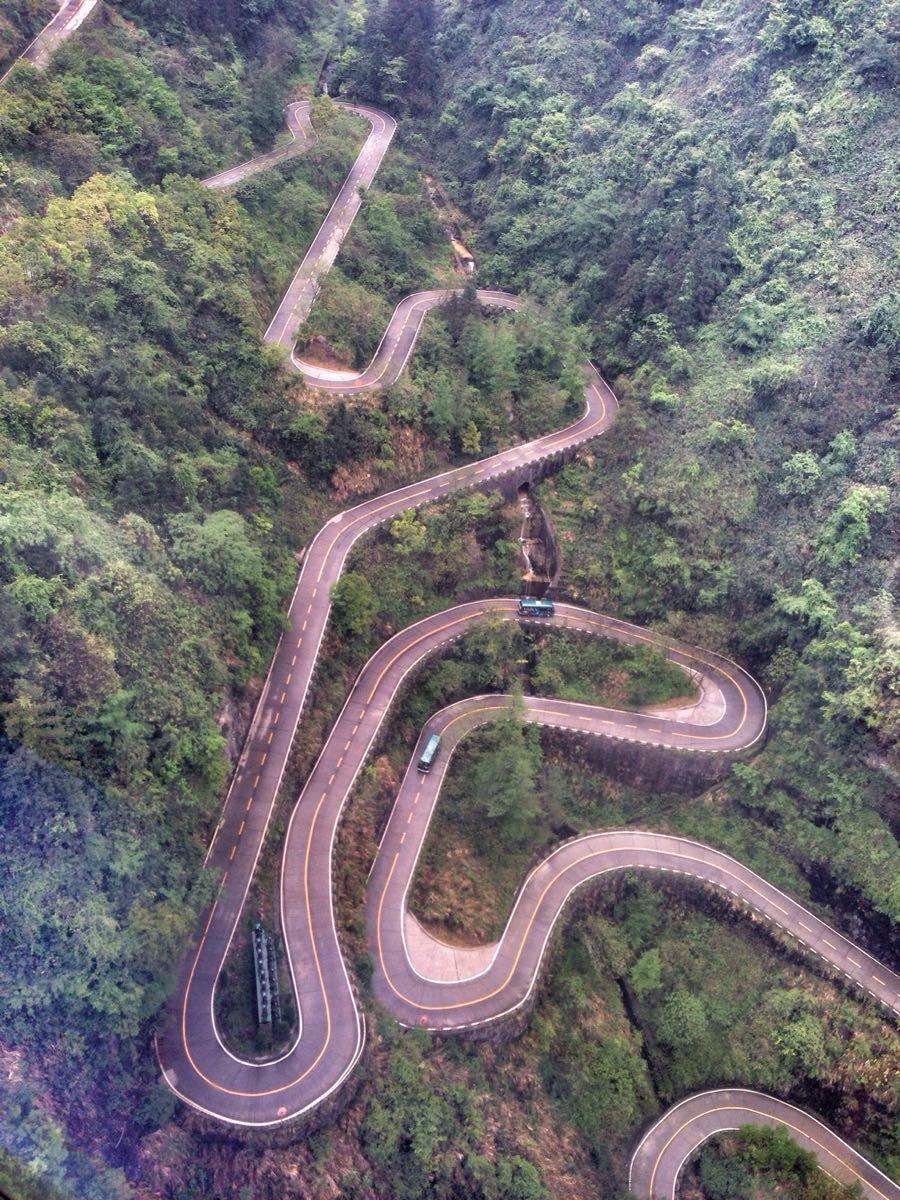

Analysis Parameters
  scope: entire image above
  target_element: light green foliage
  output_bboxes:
[816,484,889,567]
[330,571,378,637]
[778,450,822,496]
[628,947,662,997]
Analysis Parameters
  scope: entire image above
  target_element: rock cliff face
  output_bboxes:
[518,484,559,591]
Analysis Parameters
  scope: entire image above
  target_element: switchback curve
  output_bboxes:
[368,693,898,1032]
[202,100,317,190]
[628,1089,900,1200]
[146,99,900,1141]
[6,37,894,1178]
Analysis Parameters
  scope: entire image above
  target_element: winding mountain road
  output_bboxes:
[202,101,317,190]
[0,0,98,84]
[6,33,896,1191]
[150,102,899,1158]
[369,689,899,1031]
[629,1090,900,1200]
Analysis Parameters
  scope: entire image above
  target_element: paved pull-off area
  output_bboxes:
[6,35,898,1193]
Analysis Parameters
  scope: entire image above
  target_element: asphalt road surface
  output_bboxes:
[262,102,396,348]
[292,287,520,390]
[202,101,317,190]
[368,684,900,1032]
[0,0,98,83]
[5,44,897,1180]
[5,44,892,1182]
[629,1090,900,1200]
[151,101,900,1142]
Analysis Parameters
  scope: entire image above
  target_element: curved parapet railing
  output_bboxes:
[366,693,898,1033]
[628,1089,900,1200]
[4,29,889,1154]
[151,99,900,1130]
[158,591,761,1125]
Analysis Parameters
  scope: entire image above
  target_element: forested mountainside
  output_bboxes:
[0,0,897,1198]
[388,0,900,922]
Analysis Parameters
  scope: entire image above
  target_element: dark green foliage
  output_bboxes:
[0,1077,130,1199]
[417,0,898,930]
[697,1126,863,1200]
[338,0,437,113]
[361,1025,547,1200]
[119,0,313,49]
[449,693,543,846]
[531,629,692,708]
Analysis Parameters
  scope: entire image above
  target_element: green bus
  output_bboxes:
[417,733,441,773]
[517,597,555,617]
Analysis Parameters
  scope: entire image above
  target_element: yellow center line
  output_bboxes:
[238,821,245,836]
[648,1104,896,1200]
[376,843,795,1016]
